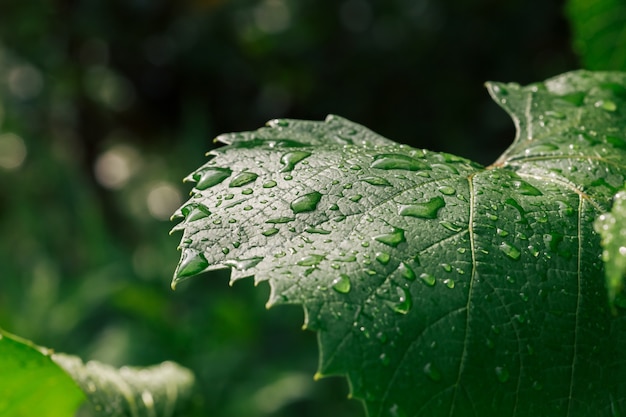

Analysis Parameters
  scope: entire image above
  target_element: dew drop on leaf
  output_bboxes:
[262,228,279,236]
[499,242,521,260]
[280,151,312,172]
[398,262,416,280]
[439,221,463,232]
[223,257,263,270]
[229,171,259,187]
[362,176,392,186]
[420,273,436,287]
[305,227,331,234]
[371,153,428,171]
[177,250,209,278]
[350,194,363,202]
[595,99,617,112]
[438,186,456,195]
[374,227,406,247]
[263,180,277,188]
[193,167,232,190]
[423,362,442,382]
[297,254,325,266]
[332,274,351,294]
[443,278,455,289]
[266,216,295,224]
[391,287,412,314]
[291,191,322,214]
[399,196,445,219]
[512,180,543,196]
[181,204,211,222]
[376,252,391,265]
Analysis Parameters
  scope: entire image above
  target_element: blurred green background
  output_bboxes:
[0,0,582,415]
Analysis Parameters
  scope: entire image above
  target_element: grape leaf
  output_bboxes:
[172,70,626,416]
[0,328,195,417]
[567,0,626,70]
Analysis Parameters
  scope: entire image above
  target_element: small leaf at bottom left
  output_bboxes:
[0,328,86,417]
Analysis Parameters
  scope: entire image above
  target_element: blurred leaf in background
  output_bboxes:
[568,0,626,70]
[0,0,578,415]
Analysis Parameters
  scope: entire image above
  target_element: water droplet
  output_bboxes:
[266,216,295,224]
[595,99,617,112]
[487,213,498,221]
[263,180,277,188]
[374,227,406,247]
[495,366,510,383]
[512,180,542,196]
[305,227,331,234]
[532,380,543,391]
[432,163,459,174]
[349,194,363,202]
[499,242,521,260]
[554,91,585,107]
[362,176,392,186]
[332,274,351,293]
[399,196,445,219]
[241,188,253,195]
[329,203,339,211]
[229,171,259,187]
[398,262,416,280]
[423,362,442,382]
[176,250,209,278]
[556,200,574,216]
[420,273,436,286]
[438,186,456,195]
[223,257,263,270]
[380,353,391,366]
[181,204,211,222]
[443,278,455,289]
[222,247,230,255]
[439,221,463,232]
[372,153,428,171]
[545,110,566,119]
[391,287,412,314]
[497,228,509,237]
[297,254,325,266]
[376,252,391,265]
[280,151,312,172]
[193,167,232,190]
[262,228,279,236]
[224,193,234,200]
[291,191,322,214]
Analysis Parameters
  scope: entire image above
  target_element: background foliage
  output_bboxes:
[0,0,619,415]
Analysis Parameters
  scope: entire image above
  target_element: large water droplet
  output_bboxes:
[181,204,211,222]
[362,176,392,186]
[595,99,617,112]
[297,254,325,266]
[554,91,585,107]
[420,273,436,286]
[223,257,263,270]
[280,151,312,172]
[262,228,279,236]
[423,362,442,382]
[332,274,351,294]
[439,221,463,232]
[263,180,277,188]
[193,167,232,190]
[438,186,456,195]
[229,171,259,187]
[398,262,416,280]
[399,196,445,219]
[376,252,391,265]
[499,242,521,260]
[177,250,209,278]
[374,227,406,247]
[291,191,322,214]
[391,287,412,314]
[266,216,295,224]
[371,153,428,171]
[512,180,542,196]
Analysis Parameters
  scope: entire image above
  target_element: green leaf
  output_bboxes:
[567,0,626,70]
[172,70,626,416]
[0,328,195,417]
[0,329,85,417]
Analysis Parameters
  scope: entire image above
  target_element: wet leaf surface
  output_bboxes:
[173,70,626,416]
